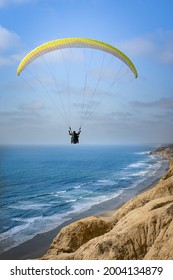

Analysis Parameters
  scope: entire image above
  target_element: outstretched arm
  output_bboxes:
[68,127,72,135]
[77,127,81,136]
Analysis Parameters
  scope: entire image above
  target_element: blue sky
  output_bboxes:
[0,0,173,145]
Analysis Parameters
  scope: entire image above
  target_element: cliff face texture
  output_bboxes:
[41,145,173,260]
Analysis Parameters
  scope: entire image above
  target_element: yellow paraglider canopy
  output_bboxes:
[17,38,138,78]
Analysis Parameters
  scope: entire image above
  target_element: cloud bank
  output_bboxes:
[131,97,173,110]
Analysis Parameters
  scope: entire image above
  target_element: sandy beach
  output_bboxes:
[0,145,172,260]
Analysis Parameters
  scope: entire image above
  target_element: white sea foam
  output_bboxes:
[3,190,127,253]
[0,216,42,242]
[135,151,150,155]
[128,162,147,168]
[0,212,72,253]
[8,203,49,210]
[96,179,117,186]
[71,189,124,214]
[65,199,77,203]
[74,185,82,189]
[130,170,148,177]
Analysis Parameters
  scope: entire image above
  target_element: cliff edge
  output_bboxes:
[41,145,173,260]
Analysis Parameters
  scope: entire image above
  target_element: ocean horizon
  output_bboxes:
[0,144,169,254]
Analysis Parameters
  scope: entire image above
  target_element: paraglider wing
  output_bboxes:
[17,38,138,78]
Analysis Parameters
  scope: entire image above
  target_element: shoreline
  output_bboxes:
[0,180,159,260]
[0,145,171,260]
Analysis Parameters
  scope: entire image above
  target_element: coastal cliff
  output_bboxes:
[41,145,173,260]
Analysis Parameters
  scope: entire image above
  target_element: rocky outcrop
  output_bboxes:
[150,144,173,159]
[47,216,115,256]
[41,145,173,260]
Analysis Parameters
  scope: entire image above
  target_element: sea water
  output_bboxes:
[0,145,169,254]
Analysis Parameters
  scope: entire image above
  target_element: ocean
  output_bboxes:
[0,145,169,254]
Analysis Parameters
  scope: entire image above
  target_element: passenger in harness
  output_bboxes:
[68,127,81,144]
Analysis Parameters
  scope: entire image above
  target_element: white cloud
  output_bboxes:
[155,30,173,64]
[0,55,12,65]
[0,26,21,66]
[119,30,173,65]
[19,100,45,111]
[118,37,155,57]
[131,97,173,110]
[0,25,20,52]
[0,0,7,7]
[160,49,173,64]
[0,101,46,126]
[0,0,38,8]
